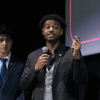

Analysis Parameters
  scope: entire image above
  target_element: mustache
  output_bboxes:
[0,46,7,49]
[47,32,55,35]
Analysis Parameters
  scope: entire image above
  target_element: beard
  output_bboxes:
[44,35,60,44]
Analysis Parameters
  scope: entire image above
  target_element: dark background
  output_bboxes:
[65,0,100,57]
[0,0,100,99]
[0,0,65,61]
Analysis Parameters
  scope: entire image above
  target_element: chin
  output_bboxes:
[47,39,59,43]
[47,39,54,42]
[1,50,8,53]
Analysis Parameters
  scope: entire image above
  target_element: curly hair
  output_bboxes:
[0,25,13,39]
[39,14,67,33]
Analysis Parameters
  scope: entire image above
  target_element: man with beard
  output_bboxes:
[19,14,88,100]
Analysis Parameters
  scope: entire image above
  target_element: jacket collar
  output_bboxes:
[2,54,17,89]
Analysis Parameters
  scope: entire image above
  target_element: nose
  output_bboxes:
[49,27,54,32]
[2,40,7,45]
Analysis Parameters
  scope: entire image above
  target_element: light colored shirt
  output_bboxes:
[0,52,11,73]
[43,63,55,100]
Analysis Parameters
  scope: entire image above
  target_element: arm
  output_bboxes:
[19,53,49,91]
[15,62,25,99]
[71,36,88,85]
[72,55,88,85]
[19,58,37,91]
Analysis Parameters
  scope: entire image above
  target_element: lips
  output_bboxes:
[48,34,55,38]
[1,47,7,50]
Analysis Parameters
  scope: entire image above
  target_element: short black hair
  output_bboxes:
[39,14,67,33]
[0,25,13,39]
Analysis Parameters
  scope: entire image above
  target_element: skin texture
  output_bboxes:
[71,36,81,59]
[35,19,81,72]
[0,34,13,58]
[35,20,63,72]
[42,20,63,44]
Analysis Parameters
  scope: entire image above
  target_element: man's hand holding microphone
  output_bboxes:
[35,46,49,72]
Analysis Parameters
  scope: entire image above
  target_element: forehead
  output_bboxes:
[44,20,61,26]
[0,34,11,38]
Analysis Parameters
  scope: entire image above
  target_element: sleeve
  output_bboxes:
[72,54,88,85]
[19,56,37,91]
[14,87,24,100]
[15,62,25,100]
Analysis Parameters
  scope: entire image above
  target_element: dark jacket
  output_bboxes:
[19,43,88,100]
[0,54,25,100]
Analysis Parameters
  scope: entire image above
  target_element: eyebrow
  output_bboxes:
[0,37,11,39]
[44,23,60,26]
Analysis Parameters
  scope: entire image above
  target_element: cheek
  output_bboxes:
[42,30,48,36]
[8,43,12,48]
[44,30,48,33]
[56,31,62,37]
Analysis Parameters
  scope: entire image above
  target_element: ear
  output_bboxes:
[60,28,63,36]
[42,28,44,35]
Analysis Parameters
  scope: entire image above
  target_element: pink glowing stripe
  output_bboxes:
[81,38,100,44]
[70,0,73,40]
[69,0,100,44]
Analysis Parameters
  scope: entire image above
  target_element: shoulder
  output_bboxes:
[60,42,71,51]
[65,46,70,50]
[64,45,72,54]
[10,54,25,74]
[28,48,42,59]
[11,53,25,65]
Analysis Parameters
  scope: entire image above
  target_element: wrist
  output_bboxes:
[35,65,39,72]
[74,54,80,59]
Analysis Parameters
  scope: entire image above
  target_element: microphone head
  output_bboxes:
[42,46,48,54]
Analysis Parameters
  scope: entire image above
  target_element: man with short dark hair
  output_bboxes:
[19,14,88,100]
[0,25,25,100]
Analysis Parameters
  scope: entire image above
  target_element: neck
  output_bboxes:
[46,40,60,54]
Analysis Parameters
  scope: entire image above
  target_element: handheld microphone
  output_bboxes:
[42,46,48,73]
[42,46,48,54]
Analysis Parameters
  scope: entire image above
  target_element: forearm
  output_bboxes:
[19,66,36,91]
[73,57,88,85]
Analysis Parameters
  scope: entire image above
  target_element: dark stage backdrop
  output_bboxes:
[0,0,65,61]
[0,0,100,99]
[65,0,100,99]
[65,0,100,57]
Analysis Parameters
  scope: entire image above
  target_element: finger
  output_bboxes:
[71,45,75,49]
[72,40,78,46]
[39,56,49,61]
[75,36,80,43]
[42,60,49,66]
[72,45,76,48]
[73,39,79,45]
[73,39,76,43]
[42,54,49,56]
[73,42,78,45]
[41,56,49,60]
[44,57,49,60]
[71,46,73,50]
[42,54,49,57]
[41,59,49,62]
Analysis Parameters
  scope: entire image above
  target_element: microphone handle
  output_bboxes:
[43,52,48,74]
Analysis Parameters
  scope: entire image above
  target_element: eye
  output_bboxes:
[46,26,50,29]
[48,27,50,29]
[7,38,11,42]
[55,27,58,29]
[45,25,50,29]
[0,39,3,42]
[54,26,58,29]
